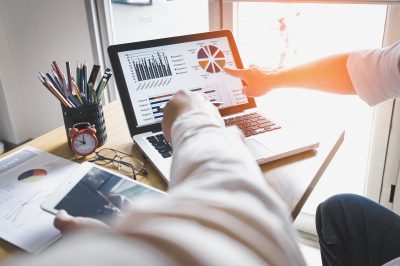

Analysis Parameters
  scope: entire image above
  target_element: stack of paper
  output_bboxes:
[0,147,78,253]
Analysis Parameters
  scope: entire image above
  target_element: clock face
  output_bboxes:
[72,132,97,156]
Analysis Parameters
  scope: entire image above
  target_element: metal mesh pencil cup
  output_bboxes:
[61,101,107,148]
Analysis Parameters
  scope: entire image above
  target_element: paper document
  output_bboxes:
[0,147,77,253]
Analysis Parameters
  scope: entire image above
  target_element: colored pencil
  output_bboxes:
[38,76,73,108]
[66,61,73,96]
[71,78,84,105]
[39,61,112,108]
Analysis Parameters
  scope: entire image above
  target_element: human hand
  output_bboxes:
[224,65,276,97]
[54,210,109,235]
[161,90,219,143]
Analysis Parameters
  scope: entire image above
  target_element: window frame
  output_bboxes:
[86,0,118,103]
[213,1,400,236]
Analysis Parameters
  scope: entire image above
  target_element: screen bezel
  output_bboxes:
[108,30,256,136]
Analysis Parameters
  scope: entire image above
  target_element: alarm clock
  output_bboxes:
[68,123,98,156]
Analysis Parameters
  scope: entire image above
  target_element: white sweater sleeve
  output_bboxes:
[117,104,305,265]
[347,41,400,106]
[5,104,306,266]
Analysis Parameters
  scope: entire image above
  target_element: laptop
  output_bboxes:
[108,30,319,182]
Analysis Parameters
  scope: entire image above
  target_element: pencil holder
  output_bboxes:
[61,101,107,148]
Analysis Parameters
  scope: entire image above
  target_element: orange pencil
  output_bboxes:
[38,76,73,108]
[71,78,84,105]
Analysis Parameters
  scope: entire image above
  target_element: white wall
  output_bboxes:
[0,0,96,144]
[111,0,209,44]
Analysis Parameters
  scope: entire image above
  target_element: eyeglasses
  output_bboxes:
[89,148,147,180]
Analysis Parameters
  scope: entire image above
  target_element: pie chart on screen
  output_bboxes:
[197,45,225,74]
[18,169,47,182]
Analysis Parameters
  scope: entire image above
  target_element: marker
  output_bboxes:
[87,65,101,103]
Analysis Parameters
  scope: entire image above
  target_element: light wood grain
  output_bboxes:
[0,100,343,259]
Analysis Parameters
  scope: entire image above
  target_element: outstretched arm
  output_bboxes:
[225,53,355,97]
[225,41,400,106]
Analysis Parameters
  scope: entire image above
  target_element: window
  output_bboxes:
[228,1,388,234]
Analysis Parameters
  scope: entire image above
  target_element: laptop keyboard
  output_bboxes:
[146,134,173,158]
[146,113,280,158]
[224,112,281,137]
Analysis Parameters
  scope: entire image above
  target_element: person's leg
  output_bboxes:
[316,194,400,266]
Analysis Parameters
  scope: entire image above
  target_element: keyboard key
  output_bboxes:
[259,122,275,127]
[147,134,173,157]
[146,136,157,143]
[161,152,172,158]
[223,112,281,137]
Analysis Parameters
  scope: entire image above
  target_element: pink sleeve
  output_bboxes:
[347,41,400,106]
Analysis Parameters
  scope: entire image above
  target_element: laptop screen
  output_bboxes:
[117,36,247,128]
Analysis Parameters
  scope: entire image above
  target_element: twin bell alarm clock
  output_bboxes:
[68,122,98,156]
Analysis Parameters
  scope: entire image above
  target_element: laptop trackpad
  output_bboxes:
[246,139,273,159]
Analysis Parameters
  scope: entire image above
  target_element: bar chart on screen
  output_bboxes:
[123,49,190,91]
[129,51,172,81]
[139,83,247,124]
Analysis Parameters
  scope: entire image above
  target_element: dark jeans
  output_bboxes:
[316,194,400,266]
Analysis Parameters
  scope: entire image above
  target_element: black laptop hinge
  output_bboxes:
[389,184,396,203]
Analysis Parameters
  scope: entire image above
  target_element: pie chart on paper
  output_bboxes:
[197,45,226,74]
[18,169,47,183]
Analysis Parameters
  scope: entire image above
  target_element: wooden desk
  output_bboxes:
[0,100,344,258]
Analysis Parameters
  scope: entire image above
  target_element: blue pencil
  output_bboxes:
[42,73,76,107]
[45,73,63,93]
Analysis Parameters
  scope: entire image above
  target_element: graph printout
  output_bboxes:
[118,36,248,127]
[0,147,77,253]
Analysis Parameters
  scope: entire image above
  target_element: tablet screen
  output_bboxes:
[55,167,163,224]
